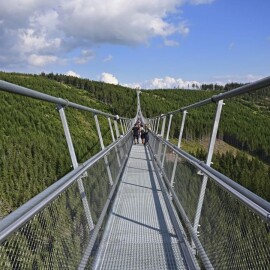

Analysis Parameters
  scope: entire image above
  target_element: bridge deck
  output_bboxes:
[94,144,186,269]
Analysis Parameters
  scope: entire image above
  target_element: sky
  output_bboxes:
[0,0,269,89]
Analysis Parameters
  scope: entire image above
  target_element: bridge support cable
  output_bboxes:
[94,114,114,186]
[57,105,94,230]
[193,100,225,235]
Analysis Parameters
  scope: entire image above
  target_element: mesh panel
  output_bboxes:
[0,182,88,269]
[0,133,133,269]
[150,134,270,269]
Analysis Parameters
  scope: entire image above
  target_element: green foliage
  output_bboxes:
[0,71,269,218]
[140,87,270,201]
[0,71,129,217]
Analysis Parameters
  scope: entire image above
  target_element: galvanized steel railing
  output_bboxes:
[144,76,270,269]
[1,77,270,269]
[0,80,134,269]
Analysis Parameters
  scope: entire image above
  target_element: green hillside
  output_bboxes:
[0,72,136,218]
[0,71,269,219]
[140,87,270,201]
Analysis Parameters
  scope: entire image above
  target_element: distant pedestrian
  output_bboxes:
[132,123,140,144]
[142,124,149,146]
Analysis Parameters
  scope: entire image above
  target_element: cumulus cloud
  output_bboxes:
[66,70,81,77]
[28,54,58,67]
[0,0,197,70]
[146,76,201,89]
[0,0,215,71]
[100,72,119,85]
[124,76,201,89]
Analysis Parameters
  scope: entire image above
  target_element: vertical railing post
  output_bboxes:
[123,119,127,134]
[193,100,225,234]
[161,114,173,167]
[108,117,115,142]
[120,119,124,135]
[166,114,173,141]
[157,115,166,164]
[57,105,94,230]
[94,114,113,186]
[114,117,120,139]
[108,117,121,167]
[156,117,160,134]
[170,110,188,191]
[160,115,167,138]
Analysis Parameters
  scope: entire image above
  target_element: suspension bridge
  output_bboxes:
[0,78,270,269]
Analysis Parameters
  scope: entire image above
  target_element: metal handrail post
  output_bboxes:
[108,117,115,142]
[161,116,167,138]
[166,114,173,141]
[170,110,188,190]
[193,100,225,233]
[124,119,127,133]
[94,114,113,186]
[156,117,160,134]
[114,119,120,139]
[108,118,121,167]
[57,105,94,230]
[178,110,187,148]
[120,119,124,135]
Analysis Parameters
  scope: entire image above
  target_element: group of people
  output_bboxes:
[132,120,150,146]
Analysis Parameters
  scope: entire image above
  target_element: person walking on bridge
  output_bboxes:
[132,123,140,144]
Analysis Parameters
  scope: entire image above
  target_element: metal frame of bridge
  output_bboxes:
[0,77,270,269]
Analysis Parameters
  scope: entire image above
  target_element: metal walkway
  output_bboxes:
[94,144,187,270]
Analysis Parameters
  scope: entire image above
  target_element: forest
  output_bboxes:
[0,71,269,219]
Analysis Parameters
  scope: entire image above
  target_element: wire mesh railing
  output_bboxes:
[148,133,270,269]
[0,132,133,269]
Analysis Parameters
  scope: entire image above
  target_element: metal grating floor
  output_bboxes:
[94,144,186,270]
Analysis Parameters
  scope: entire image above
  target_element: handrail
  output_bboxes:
[151,132,270,223]
[0,131,131,243]
[152,75,270,117]
[0,79,128,120]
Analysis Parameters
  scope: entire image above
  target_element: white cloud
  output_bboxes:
[28,54,57,67]
[0,0,214,70]
[100,72,119,85]
[75,50,95,64]
[147,76,201,89]
[123,76,201,89]
[66,70,80,77]
[103,55,113,62]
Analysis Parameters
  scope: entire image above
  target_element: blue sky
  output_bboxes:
[0,0,269,89]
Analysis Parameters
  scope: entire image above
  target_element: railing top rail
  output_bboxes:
[0,131,131,243]
[0,79,129,120]
[151,75,270,118]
